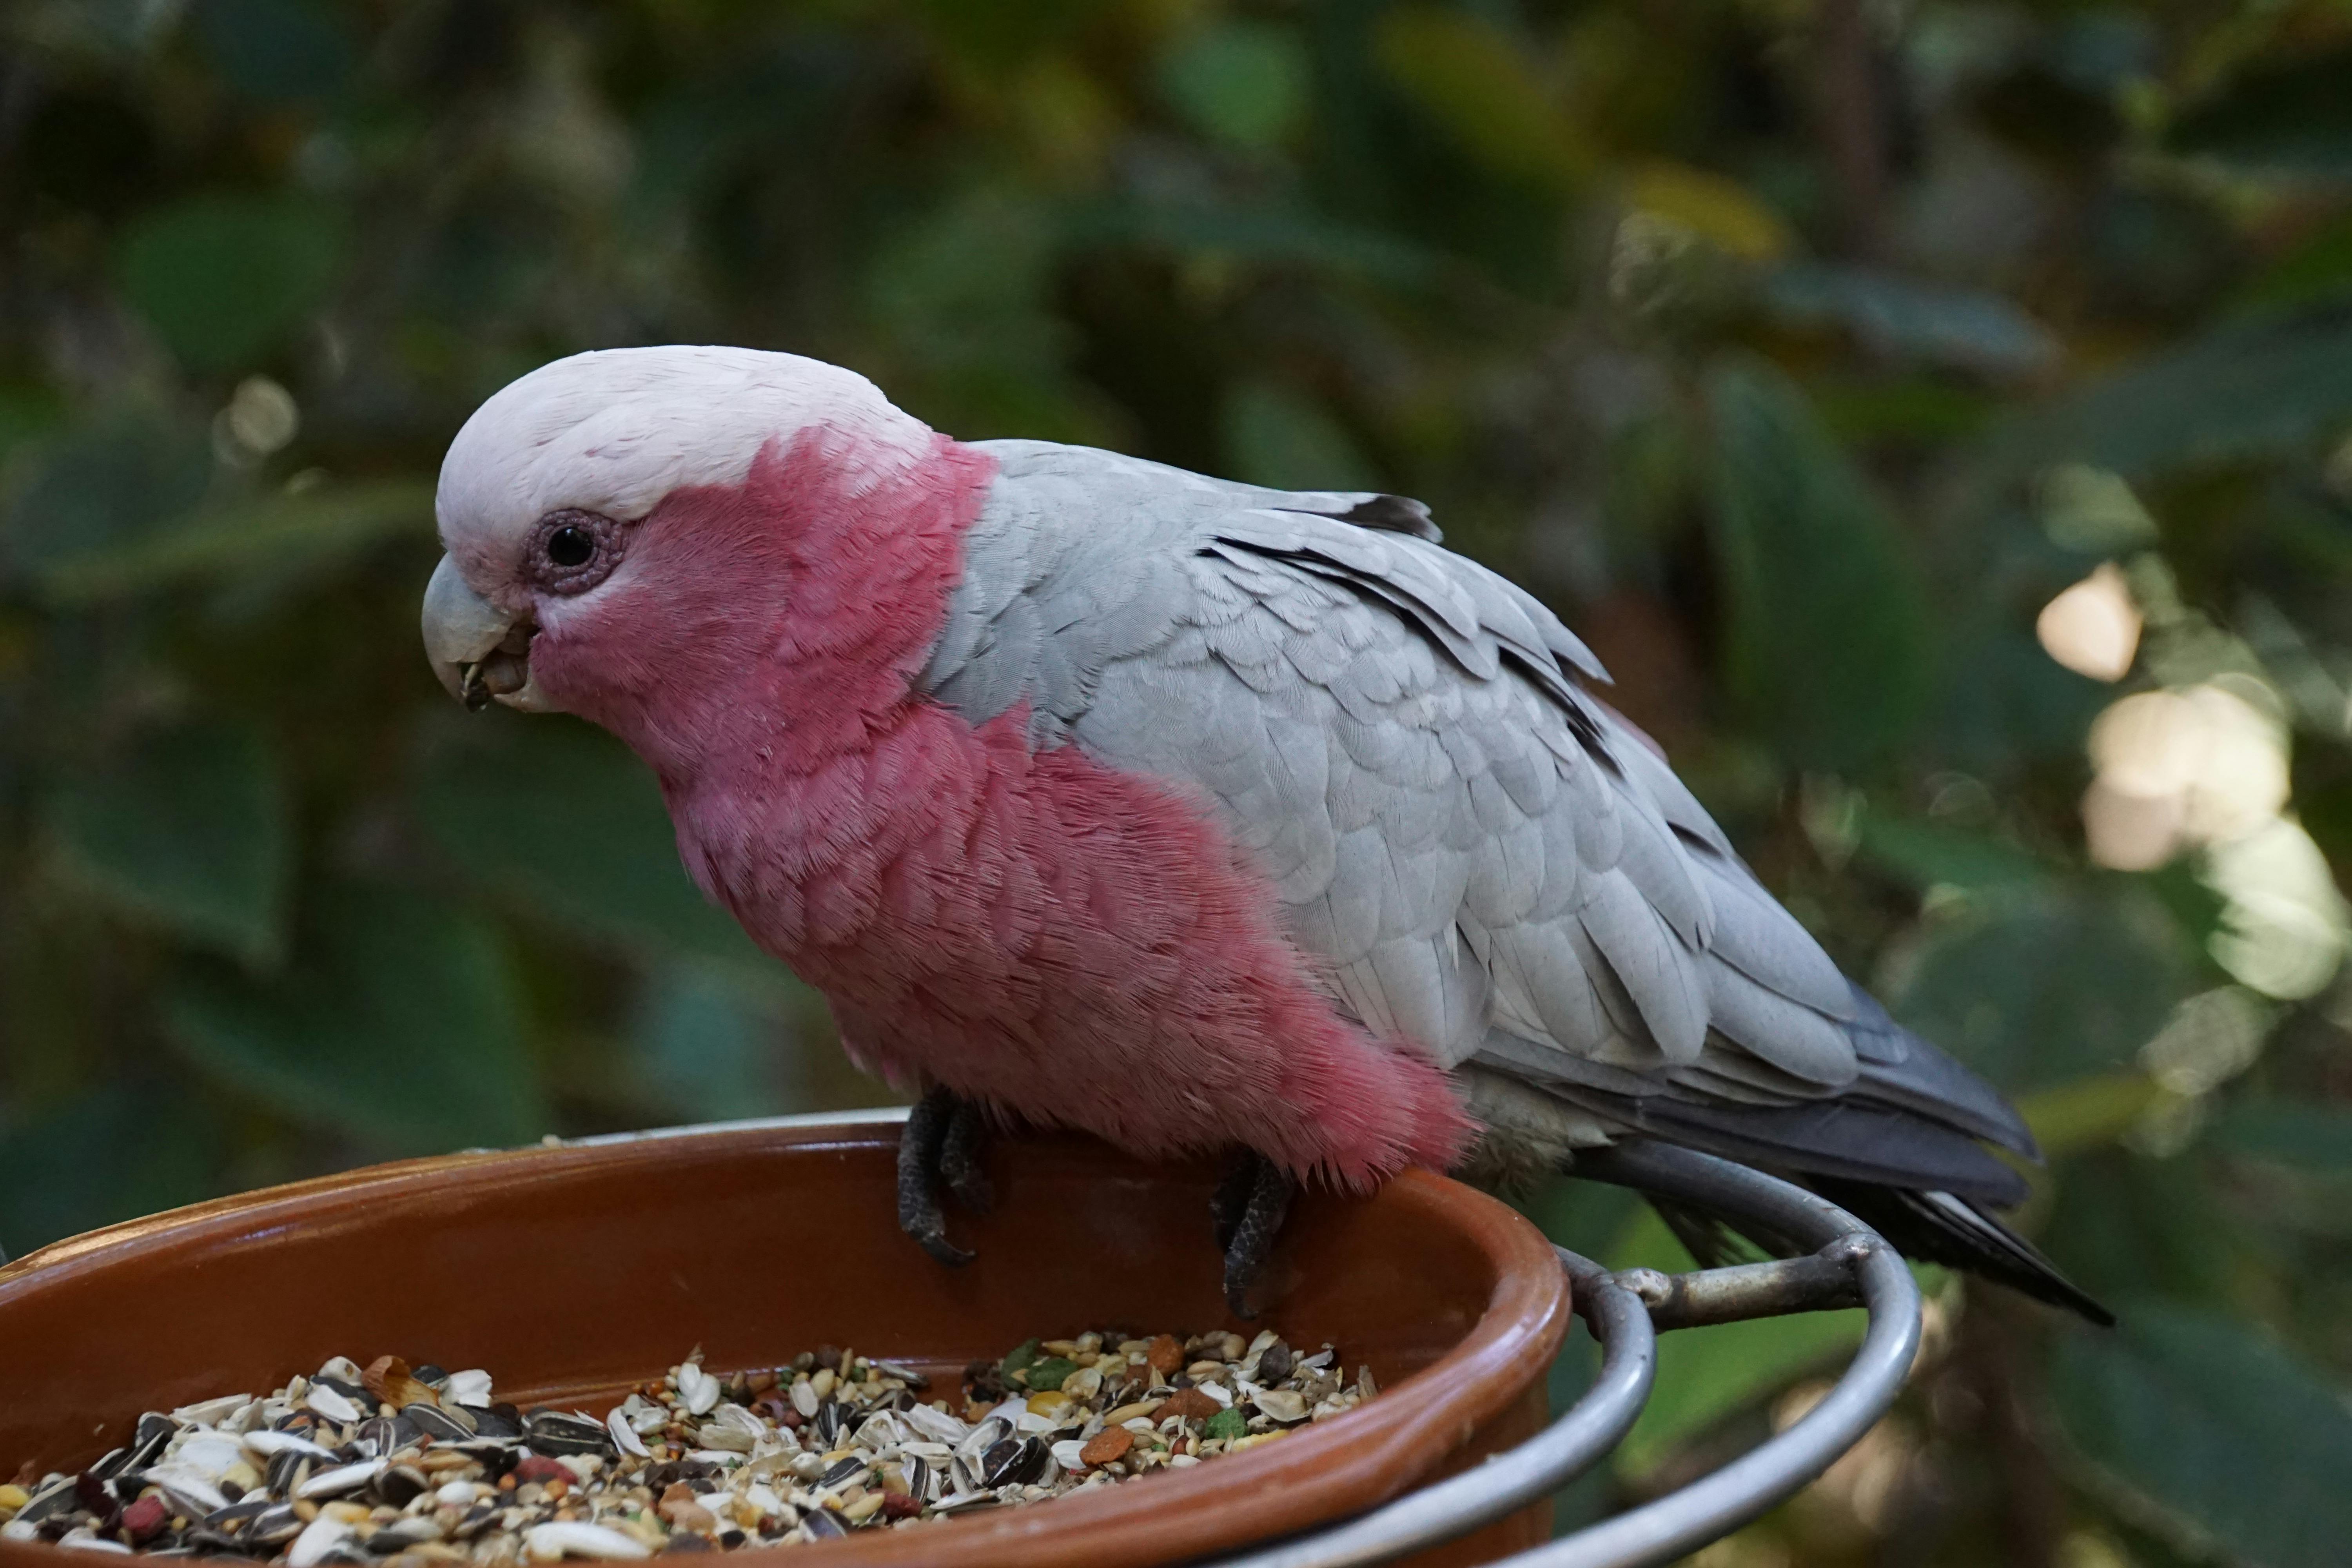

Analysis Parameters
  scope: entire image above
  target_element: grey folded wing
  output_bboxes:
[922,439,2032,1201]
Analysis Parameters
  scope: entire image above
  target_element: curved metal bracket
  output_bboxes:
[1208,1143,1922,1568]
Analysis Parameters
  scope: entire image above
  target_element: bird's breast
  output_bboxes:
[670,697,1474,1183]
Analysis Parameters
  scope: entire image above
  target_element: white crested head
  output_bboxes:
[435,345,932,561]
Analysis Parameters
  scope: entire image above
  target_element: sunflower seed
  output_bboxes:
[243,1429,339,1464]
[371,1465,428,1509]
[57,1528,132,1553]
[407,1402,475,1441]
[248,1506,305,1547]
[171,1395,252,1428]
[980,1436,1047,1489]
[16,1322,1372,1559]
[902,1404,967,1445]
[304,1387,361,1426]
[294,1459,384,1500]
[605,1408,650,1459]
[674,1363,720,1417]
[437,1370,491,1409]
[521,1412,612,1459]
[518,1522,646,1561]
[285,1517,351,1568]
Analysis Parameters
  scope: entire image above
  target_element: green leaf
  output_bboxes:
[190,0,357,104]
[1965,307,2352,489]
[1062,195,1436,286]
[115,194,348,372]
[35,479,433,603]
[42,720,290,964]
[1854,815,2053,896]
[1892,891,2193,1094]
[2017,1071,2163,1160]
[164,882,546,1154]
[1933,617,2110,773]
[4,412,213,584]
[631,963,797,1123]
[1223,381,1378,490]
[2039,1151,2239,1308]
[2171,49,2352,176]
[1702,357,1934,769]
[1159,22,1310,149]
[2208,1098,2352,1171]
[2237,210,2352,316]
[0,383,64,473]
[410,713,780,982]
[1764,265,2059,379]
[2049,1302,2352,1567]
[0,1083,224,1259]
[1373,7,1586,191]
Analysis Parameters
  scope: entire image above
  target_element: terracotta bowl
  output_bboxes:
[0,1116,1570,1568]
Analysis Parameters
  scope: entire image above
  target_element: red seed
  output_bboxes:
[1154,1387,1220,1422]
[120,1496,168,1545]
[1078,1427,1133,1468]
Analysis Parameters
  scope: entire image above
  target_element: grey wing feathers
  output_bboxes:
[924,439,2033,1202]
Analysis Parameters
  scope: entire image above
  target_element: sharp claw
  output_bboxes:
[897,1087,975,1268]
[911,1224,975,1268]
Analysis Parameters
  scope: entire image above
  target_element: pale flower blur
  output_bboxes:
[2035,562,2141,682]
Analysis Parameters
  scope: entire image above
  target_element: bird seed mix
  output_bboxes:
[1,1330,1377,1561]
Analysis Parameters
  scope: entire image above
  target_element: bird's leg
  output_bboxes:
[897,1086,978,1267]
[1213,1150,1296,1319]
[939,1096,993,1215]
[1211,1156,1259,1254]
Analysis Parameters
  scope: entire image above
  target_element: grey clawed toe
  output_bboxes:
[897,1086,990,1267]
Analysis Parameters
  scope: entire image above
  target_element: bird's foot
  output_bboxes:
[1211,1151,1296,1319]
[940,1094,993,1216]
[897,1087,992,1266]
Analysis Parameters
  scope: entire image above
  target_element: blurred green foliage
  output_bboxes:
[5,1,2352,1563]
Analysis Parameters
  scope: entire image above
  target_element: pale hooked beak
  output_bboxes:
[422,554,551,712]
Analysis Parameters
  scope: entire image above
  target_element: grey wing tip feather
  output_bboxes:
[1816,1181,2114,1325]
[1336,495,1442,542]
[1273,494,1443,543]
[1844,983,2042,1162]
[1625,1096,2033,1208]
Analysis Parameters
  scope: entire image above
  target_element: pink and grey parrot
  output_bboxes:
[421,345,2104,1322]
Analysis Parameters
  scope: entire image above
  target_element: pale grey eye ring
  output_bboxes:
[529,508,622,593]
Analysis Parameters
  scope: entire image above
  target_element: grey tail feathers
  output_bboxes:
[1637,1166,2109,1325]
[1809,1179,2113,1325]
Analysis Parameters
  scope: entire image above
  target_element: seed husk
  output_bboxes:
[7,1323,1372,1558]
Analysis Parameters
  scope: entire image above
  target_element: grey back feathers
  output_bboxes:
[920,440,2036,1205]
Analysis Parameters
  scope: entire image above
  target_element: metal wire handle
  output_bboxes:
[1208,1142,1923,1568]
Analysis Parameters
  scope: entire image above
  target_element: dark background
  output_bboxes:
[6,2,2352,1563]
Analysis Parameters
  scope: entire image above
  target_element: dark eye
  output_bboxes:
[546,526,594,567]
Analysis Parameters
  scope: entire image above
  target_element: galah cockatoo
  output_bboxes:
[422,346,2104,1322]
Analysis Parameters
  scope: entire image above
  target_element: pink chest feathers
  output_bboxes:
[684,700,1471,1186]
[551,431,1471,1188]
